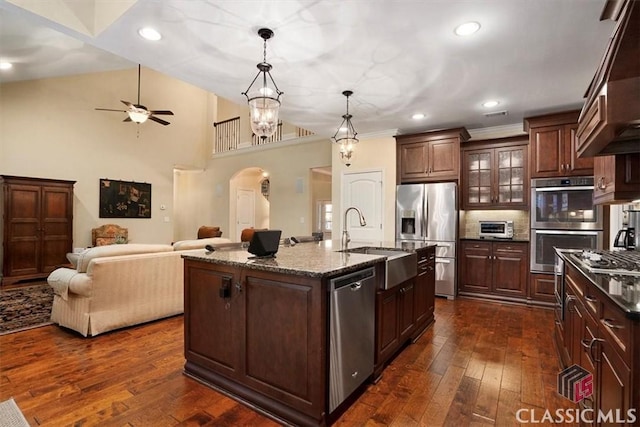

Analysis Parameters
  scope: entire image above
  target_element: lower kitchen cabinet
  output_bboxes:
[459,240,528,301]
[375,246,435,380]
[414,248,436,328]
[599,338,632,426]
[183,259,329,426]
[529,273,556,305]
[557,261,639,426]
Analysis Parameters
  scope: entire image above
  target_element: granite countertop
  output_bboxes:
[181,240,437,279]
[557,249,640,319]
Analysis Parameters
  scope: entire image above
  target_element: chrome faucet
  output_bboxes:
[342,206,367,249]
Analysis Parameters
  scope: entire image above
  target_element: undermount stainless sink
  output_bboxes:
[340,247,417,289]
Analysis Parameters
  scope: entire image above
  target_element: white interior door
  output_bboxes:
[342,170,383,243]
[236,188,255,240]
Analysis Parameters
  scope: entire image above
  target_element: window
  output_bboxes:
[317,200,332,237]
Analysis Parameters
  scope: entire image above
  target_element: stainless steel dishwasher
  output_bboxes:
[328,267,376,413]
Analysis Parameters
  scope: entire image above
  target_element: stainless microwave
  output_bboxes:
[479,221,514,239]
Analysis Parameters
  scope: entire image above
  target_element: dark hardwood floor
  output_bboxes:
[0,298,575,426]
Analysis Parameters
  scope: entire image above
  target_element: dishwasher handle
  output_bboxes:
[330,267,375,291]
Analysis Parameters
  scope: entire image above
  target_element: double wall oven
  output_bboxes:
[531,176,604,273]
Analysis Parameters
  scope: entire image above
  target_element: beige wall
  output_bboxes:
[0,68,213,247]
[331,133,398,242]
[310,170,332,236]
[199,137,332,241]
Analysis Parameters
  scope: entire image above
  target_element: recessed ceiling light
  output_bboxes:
[454,21,481,36]
[482,100,500,108]
[138,27,162,41]
[0,62,13,70]
[412,113,425,120]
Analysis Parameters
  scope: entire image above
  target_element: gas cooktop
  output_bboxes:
[571,250,640,277]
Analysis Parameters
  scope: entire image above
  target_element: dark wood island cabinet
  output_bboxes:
[556,251,639,425]
[183,259,329,426]
[182,241,436,426]
[374,245,435,379]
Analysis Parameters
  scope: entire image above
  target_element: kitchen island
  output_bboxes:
[555,249,639,423]
[181,240,435,426]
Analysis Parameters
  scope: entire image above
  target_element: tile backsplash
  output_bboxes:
[460,210,530,240]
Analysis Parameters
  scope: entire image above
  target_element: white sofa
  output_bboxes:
[47,238,231,336]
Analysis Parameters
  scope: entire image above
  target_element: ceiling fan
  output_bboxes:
[95,65,174,126]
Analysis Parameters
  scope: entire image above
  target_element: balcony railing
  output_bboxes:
[213,117,314,154]
[213,116,240,153]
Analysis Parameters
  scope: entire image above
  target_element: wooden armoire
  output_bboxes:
[1,176,75,286]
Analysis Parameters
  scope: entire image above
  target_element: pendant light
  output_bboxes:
[242,28,283,141]
[332,90,359,167]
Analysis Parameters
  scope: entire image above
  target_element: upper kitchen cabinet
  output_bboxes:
[525,110,594,178]
[396,127,470,183]
[461,136,529,210]
[576,0,640,157]
[593,153,640,204]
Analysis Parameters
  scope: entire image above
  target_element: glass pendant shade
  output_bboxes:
[242,28,283,140]
[332,90,359,167]
[247,93,280,139]
[340,142,356,167]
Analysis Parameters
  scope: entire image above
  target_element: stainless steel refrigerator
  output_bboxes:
[396,182,457,299]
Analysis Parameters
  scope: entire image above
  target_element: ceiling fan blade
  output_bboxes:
[121,100,134,108]
[123,116,132,122]
[95,108,127,112]
[149,116,170,126]
[150,110,174,115]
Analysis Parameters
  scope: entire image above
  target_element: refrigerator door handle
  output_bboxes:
[435,258,451,264]
[423,191,428,240]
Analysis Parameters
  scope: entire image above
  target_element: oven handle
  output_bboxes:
[533,186,594,192]
[533,229,600,235]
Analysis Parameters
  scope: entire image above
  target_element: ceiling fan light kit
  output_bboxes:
[332,90,359,167]
[242,28,283,141]
[95,65,174,126]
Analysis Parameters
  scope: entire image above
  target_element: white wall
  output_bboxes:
[0,68,213,247]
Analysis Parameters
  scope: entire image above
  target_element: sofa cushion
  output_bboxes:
[172,237,232,251]
[75,243,173,273]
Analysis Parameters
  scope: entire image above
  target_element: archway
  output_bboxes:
[229,167,270,242]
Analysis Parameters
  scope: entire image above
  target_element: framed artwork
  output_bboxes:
[99,178,151,218]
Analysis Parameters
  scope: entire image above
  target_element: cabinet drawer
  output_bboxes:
[600,297,632,365]
[582,282,601,321]
[493,242,526,254]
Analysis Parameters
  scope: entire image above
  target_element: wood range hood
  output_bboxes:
[576,0,640,157]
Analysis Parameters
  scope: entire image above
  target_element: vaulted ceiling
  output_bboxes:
[0,0,615,138]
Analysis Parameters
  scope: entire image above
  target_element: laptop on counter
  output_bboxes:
[248,229,282,259]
